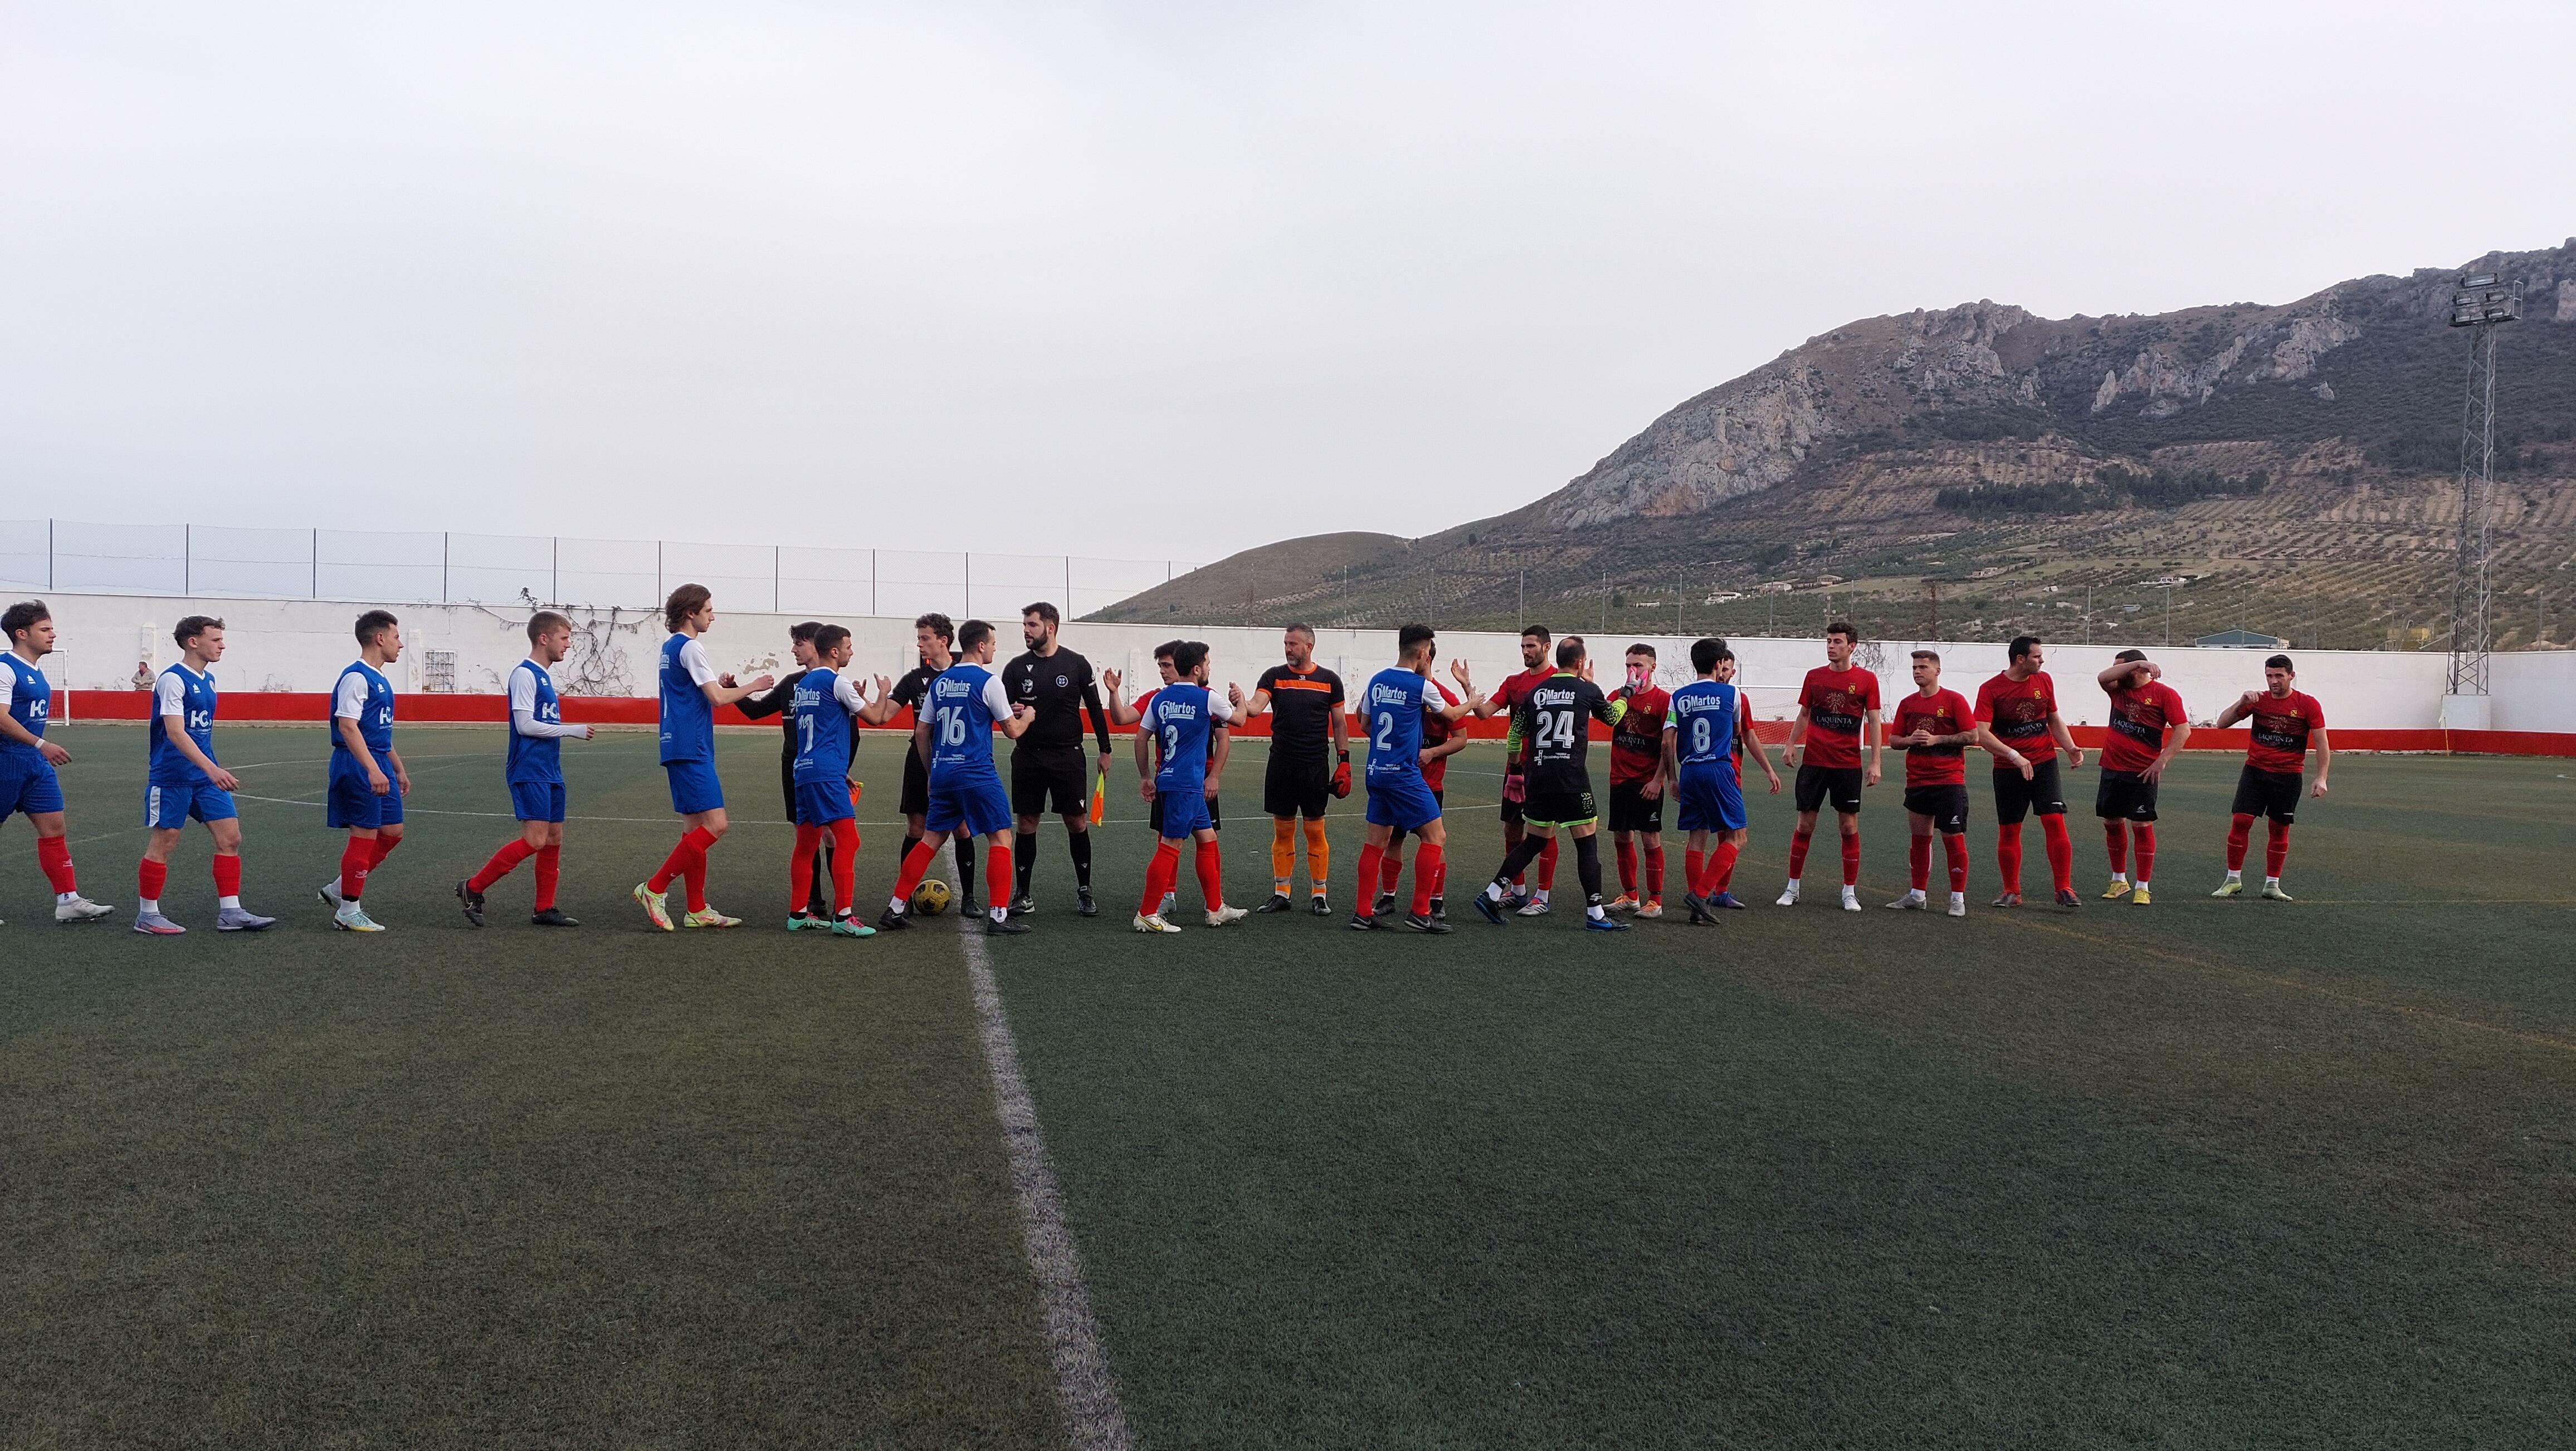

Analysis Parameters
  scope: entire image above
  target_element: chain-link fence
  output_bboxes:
[0,519,1196,624]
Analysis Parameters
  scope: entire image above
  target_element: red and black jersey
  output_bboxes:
[2244,690,2325,774]
[1890,687,1973,787]
[1609,684,1670,785]
[1493,666,1554,766]
[1797,666,1880,770]
[2100,679,2188,774]
[1975,670,2061,762]
[1421,678,1460,792]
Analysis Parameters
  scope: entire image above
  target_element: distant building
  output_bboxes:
[2194,629,2288,649]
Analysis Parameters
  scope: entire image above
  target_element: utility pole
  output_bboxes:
[2445,271,2519,714]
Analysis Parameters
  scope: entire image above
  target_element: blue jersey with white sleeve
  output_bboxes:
[792,667,865,785]
[2,651,51,762]
[329,661,397,760]
[927,663,1010,781]
[508,659,567,785]
[1360,668,1433,782]
[658,633,718,765]
[1145,683,1222,793]
[1667,679,1740,769]
[149,664,219,785]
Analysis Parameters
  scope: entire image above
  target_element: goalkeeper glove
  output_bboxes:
[1332,751,1352,798]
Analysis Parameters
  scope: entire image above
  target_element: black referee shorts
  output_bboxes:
[1992,757,2067,824]
[1011,744,1090,817]
[900,748,931,817]
[1263,755,1332,819]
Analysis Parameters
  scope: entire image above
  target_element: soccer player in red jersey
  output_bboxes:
[1376,643,1468,921]
[2093,649,2191,905]
[1777,622,1882,912]
[1885,650,2024,917]
[2210,653,2330,900]
[1606,644,1671,917]
[1482,626,1562,913]
[1973,635,2085,909]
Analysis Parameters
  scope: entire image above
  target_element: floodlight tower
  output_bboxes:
[2441,272,2518,726]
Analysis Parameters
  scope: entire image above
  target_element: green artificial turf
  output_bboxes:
[7,725,2575,1448]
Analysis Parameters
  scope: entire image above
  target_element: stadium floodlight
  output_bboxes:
[2442,274,2519,718]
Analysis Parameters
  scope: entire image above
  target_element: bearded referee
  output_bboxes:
[1003,602,1113,917]
[1234,622,1349,915]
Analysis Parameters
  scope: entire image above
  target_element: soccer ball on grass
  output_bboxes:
[911,879,952,917]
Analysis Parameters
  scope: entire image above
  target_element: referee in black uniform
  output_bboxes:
[1003,602,1113,917]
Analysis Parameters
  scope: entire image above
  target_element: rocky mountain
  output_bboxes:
[1095,241,2576,653]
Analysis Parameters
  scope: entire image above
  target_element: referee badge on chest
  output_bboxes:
[1056,674,1069,689]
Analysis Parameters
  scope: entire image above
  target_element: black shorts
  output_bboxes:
[1794,764,1865,815]
[1011,744,1090,817]
[1992,757,2067,824]
[1524,787,1598,827]
[2231,765,2303,824]
[1608,780,1663,834]
[1152,791,1222,834]
[2095,770,2159,823]
[900,748,930,817]
[1902,783,1970,835]
[1264,755,1332,819]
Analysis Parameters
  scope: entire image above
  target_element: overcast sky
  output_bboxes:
[6,1,2572,567]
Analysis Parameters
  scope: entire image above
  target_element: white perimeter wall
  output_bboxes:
[16,591,2568,733]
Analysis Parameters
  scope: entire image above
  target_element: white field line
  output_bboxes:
[945,859,1135,1451]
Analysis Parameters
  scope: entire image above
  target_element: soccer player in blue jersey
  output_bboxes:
[880,619,1035,936]
[1343,624,1485,933]
[318,610,411,932]
[456,611,596,929]
[785,624,887,936]
[0,601,113,925]
[635,584,774,932]
[1660,637,1782,924]
[1134,640,1246,933]
[134,615,273,933]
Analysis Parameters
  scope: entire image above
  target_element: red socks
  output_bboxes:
[1194,840,1223,910]
[1379,843,1404,895]
[1695,841,1740,898]
[1538,837,1558,892]
[1685,848,1705,894]
[36,836,76,894]
[892,836,940,903]
[831,820,858,913]
[2226,813,2255,871]
[1354,843,1385,916]
[1787,828,1814,879]
[533,845,560,911]
[987,841,1012,914]
[2265,822,2290,878]
[2134,825,2156,884]
[650,825,718,911]
[791,824,823,911]
[1941,833,1968,895]
[1615,838,1637,895]
[1997,823,2024,894]
[471,839,536,893]
[1909,834,1932,893]
[1840,833,1861,888]
[2104,821,2129,876]
[2040,815,2073,894]
[212,853,242,899]
[139,858,169,901]
[1140,841,1182,916]
[1643,844,1663,901]
[371,835,400,870]
[1410,844,1443,916]
[339,838,376,902]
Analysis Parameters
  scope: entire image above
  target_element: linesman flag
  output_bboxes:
[1090,769,1106,825]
